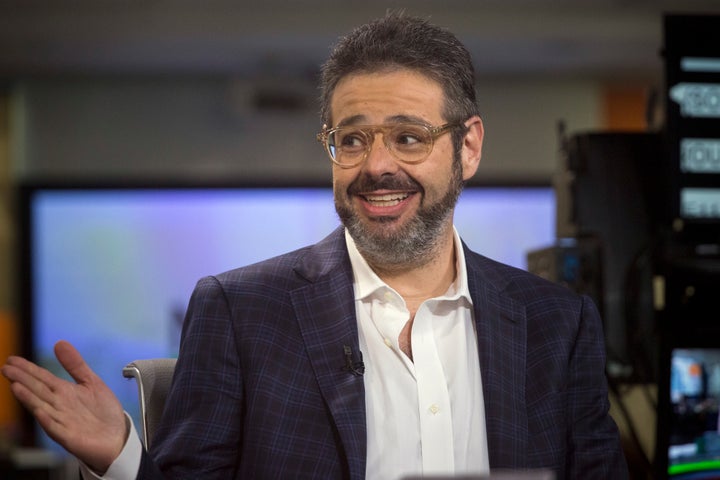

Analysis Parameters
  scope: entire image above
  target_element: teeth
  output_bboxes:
[364,193,409,206]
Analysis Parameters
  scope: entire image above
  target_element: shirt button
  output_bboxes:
[429,404,440,414]
[384,291,393,301]
[384,337,393,348]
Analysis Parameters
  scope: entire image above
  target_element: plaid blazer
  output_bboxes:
[138,227,627,479]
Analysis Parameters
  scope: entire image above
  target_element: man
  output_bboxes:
[3,12,628,479]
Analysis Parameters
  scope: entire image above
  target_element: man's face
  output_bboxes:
[329,69,480,269]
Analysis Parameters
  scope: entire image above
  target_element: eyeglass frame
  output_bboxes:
[315,121,465,168]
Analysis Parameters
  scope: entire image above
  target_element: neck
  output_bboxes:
[367,230,457,312]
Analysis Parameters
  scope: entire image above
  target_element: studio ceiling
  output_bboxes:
[0,0,718,81]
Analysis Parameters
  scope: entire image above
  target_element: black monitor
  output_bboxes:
[655,252,720,479]
[655,14,720,479]
[664,13,720,242]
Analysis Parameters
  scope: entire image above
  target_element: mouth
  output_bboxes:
[362,192,411,207]
[355,190,417,218]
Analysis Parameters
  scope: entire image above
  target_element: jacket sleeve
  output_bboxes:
[145,275,245,478]
[564,294,628,479]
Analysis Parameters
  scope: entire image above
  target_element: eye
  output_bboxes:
[336,129,368,151]
[391,126,430,148]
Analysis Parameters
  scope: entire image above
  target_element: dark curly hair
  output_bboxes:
[319,11,479,152]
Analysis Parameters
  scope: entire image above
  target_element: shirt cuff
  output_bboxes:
[79,412,143,480]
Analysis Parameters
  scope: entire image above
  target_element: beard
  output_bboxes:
[335,157,465,271]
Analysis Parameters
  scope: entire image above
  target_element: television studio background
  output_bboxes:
[0,2,719,479]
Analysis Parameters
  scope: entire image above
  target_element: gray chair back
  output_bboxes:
[122,358,177,449]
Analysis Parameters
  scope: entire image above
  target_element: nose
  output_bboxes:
[362,132,400,175]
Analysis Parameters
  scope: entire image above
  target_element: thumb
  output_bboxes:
[54,340,96,385]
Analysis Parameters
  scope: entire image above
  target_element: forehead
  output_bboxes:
[329,69,446,126]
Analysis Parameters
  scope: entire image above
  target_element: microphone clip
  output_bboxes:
[343,345,365,376]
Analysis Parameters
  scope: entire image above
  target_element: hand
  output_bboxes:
[1,340,128,474]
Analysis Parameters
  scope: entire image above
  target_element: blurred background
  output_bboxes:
[1,1,720,479]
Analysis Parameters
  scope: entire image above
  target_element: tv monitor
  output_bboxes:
[654,251,720,479]
[664,14,720,242]
[664,347,720,479]
[17,182,555,453]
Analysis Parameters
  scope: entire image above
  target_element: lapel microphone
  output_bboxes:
[343,345,365,376]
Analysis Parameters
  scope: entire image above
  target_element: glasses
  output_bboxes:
[316,122,461,168]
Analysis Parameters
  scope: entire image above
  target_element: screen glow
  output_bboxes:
[26,186,555,452]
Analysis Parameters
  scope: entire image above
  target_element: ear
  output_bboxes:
[460,116,484,181]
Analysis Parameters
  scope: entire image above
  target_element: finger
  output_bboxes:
[7,377,57,423]
[3,354,39,374]
[54,340,97,386]
[2,356,67,400]
[9,380,72,444]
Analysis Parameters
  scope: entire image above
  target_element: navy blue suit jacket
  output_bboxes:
[139,227,627,479]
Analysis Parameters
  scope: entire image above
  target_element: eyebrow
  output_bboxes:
[335,114,431,128]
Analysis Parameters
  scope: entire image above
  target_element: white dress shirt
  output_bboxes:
[79,413,142,479]
[346,228,489,480]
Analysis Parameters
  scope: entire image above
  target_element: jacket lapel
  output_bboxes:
[466,250,529,469]
[290,228,367,480]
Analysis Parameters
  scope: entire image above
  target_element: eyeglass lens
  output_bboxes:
[328,124,434,164]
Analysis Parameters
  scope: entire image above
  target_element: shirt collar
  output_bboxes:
[344,227,472,304]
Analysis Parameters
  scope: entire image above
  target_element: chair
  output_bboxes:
[122,358,177,449]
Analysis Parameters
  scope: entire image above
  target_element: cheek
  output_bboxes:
[332,168,347,185]
[332,169,355,197]
[417,156,456,194]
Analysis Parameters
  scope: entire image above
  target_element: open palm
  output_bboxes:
[2,340,128,474]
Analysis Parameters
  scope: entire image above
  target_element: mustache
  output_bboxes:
[346,174,423,195]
